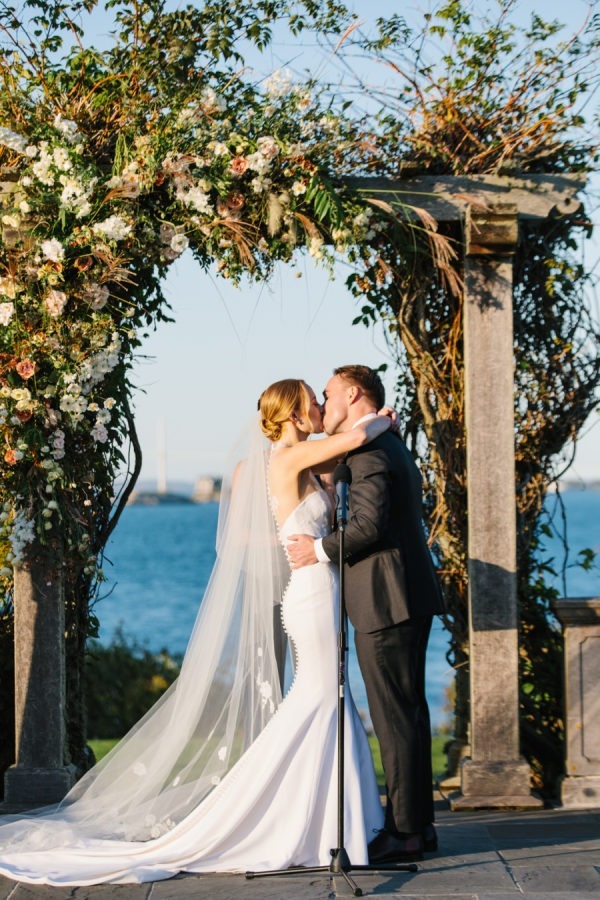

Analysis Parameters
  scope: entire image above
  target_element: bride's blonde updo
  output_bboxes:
[258,379,310,442]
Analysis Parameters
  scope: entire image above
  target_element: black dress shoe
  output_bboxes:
[368,829,424,864]
[422,822,438,852]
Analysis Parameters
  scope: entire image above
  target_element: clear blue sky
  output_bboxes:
[81,1,599,485]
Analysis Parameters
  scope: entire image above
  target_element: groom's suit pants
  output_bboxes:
[355,615,434,835]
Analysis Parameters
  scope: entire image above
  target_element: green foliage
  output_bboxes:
[84,629,180,739]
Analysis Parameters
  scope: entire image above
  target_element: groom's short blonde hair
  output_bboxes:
[334,365,385,410]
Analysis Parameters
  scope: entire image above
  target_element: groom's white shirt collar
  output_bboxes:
[352,412,377,429]
[313,412,377,563]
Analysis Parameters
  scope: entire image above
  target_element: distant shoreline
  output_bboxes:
[126,478,600,506]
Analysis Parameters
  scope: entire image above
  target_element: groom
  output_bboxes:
[287,365,445,863]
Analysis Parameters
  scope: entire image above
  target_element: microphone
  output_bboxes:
[333,463,352,527]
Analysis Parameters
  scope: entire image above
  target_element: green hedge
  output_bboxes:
[84,629,181,740]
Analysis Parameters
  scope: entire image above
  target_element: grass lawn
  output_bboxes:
[89,735,447,786]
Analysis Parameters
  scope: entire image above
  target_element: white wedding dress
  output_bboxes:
[0,485,383,886]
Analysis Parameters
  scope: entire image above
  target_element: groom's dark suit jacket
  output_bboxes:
[321,430,444,632]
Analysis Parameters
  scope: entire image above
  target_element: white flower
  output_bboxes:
[177,186,212,215]
[52,429,65,450]
[52,147,72,171]
[0,302,15,326]
[53,114,79,144]
[217,746,227,761]
[170,233,189,255]
[263,69,293,99]
[84,283,109,311]
[211,141,229,157]
[96,409,111,425]
[0,126,28,154]
[308,235,324,259]
[103,397,116,409]
[91,422,108,443]
[257,136,279,160]
[292,181,307,196]
[41,238,65,263]
[199,87,226,114]
[32,145,55,185]
[2,213,20,228]
[92,215,132,242]
[251,176,272,194]
[19,200,31,214]
[25,145,38,158]
[10,388,31,402]
[246,151,271,175]
[59,175,96,218]
[45,289,67,317]
[9,510,36,562]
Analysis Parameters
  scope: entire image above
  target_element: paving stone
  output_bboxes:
[487,823,600,848]
[8,884,74,899]
[509,865,600,894]
[149,872,335,899]
[363,860,517,895]
[433,826,496,856]
[480,895,594,899]
[73,884,151,899]
[498,842,600,864]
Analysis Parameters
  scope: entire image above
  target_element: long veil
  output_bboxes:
[0,416,289,849]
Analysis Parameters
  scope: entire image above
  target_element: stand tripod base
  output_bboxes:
[246,847,418,896]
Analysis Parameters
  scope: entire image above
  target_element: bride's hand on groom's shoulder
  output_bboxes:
[378,405,400,434]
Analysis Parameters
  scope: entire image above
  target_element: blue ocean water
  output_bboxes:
[99,490,599,731]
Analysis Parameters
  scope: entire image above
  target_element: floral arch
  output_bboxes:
[0,0,415,781]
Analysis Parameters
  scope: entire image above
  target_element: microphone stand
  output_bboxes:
[246,465,418,896]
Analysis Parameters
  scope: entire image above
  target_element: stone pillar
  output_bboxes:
[4,545,75,805]
[555,597,600,808]
[450,203,542,810]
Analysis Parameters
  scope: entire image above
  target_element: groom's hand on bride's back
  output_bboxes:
[287,534,317,569]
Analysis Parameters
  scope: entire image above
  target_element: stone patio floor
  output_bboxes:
[1,794,599,899]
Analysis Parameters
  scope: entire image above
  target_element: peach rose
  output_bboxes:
[4,448,19,465]
[15,359,36,380]
[230,156,249,176]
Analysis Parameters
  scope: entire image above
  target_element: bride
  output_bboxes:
[0,378,392,886]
